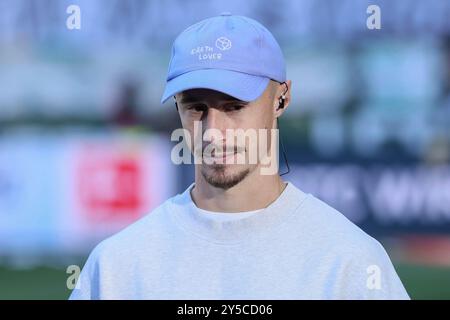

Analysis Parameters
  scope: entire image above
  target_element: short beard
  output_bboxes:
[201,164,250,190]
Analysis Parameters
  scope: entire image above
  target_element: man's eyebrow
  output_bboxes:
[179,95,247,104]
[178,96,201,104]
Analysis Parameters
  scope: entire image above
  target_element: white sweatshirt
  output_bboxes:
[69,181,410,300]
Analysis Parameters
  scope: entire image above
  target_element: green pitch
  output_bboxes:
[0,263,449,299]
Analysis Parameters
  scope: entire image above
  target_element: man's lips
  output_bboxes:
[198,143,246,162]
[203,149,238,159]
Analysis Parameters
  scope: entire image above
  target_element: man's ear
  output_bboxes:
[173,96,179,111]
[274,80,292,117]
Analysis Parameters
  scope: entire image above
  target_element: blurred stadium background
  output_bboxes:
[0,0,450,299]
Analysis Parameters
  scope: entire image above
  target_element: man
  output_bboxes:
[70,13,409,300]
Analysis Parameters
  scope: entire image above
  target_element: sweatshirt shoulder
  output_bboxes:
[93,194,179,257]
[297,194,409,299]
[69,195,182,300]
[298,193,387,258]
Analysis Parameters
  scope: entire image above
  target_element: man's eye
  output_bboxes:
[187,105,206,112]
[225,104,245,112]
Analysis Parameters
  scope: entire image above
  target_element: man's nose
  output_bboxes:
[203,108,226,131]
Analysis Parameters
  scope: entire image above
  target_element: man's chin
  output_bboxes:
[201,166,250,190]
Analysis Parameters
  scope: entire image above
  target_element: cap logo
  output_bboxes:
[215,37,232,51]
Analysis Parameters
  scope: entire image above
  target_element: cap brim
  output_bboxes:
[160,69,270,104]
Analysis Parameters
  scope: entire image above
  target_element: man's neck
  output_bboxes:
[190,168,287,213]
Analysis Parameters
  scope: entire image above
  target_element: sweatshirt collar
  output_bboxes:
[169,181,309,245]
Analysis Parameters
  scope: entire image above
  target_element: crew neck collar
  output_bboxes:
[169,181,309,245]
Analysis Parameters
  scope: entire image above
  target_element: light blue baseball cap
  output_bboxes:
[161,12,286,104]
